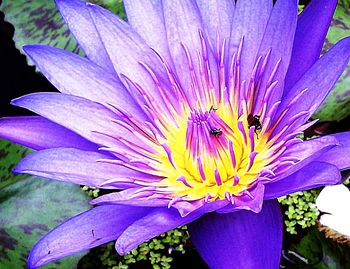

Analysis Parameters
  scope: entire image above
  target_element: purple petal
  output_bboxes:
[188,199,282,269]
[54,0,114,72]
[0,116,97,151]
[285,0,337,90]
[115,208,199,255]
[162,0,219,102]
[13,148,150,189]
[28,205,151,269]
[228,0,272,83]
[254,0,298,112]
[317,132,350,170]
[274,138,337,181]
[91,188,170,207]
[115,201,227,255]
[123,0,172,63]
[11,93,136,147]
[170,199,229,217]
[274,37,350,132]
[23,45,147,122]
[196,0,235,48]
[87,4,174,107]
[284,134,339,167]
[264,161,341,199]
[217,183,265,214]
[284,134,338,159]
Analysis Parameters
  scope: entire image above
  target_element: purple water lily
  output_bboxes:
[1,0,350,268]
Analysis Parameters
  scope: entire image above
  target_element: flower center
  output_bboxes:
[105,35,301,213]
[156,105,270,202]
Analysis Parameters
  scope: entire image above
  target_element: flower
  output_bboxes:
[1,0,350,268]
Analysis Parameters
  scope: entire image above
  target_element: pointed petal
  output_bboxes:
[28,205,151,269]
[13,148,151,188]
[188,199,282,269]
[88,4,173,107]
[318,132,350,170]
[216,184,265,214]
[275,37,350,132]
[11,93,135,147]
[54,0,114,71]
[284,134,339,160]
[115,201,226,255]
[23,45,147,122]
[285,0,337,90]
[123,0,172,63]
[91,188,169,207]
[274,138,337,180]
[228,0,272,83]
[115,208,198,255]
[0,116,97,151]
[254,0,298,112]
[162,0,219,103]
[196,0,235,48]
[264,161,341,199]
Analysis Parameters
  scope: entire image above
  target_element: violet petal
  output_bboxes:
[115,201,227,255]
[196,0,235,49]
[188,199,282,269]
[28,205,151,269]
[23,45,147,122]
[254,0,298,112]
[11,92,139,147]
[13,148,153,188]
[123,0,172,63]
[0,116,97,151]
[285,0,338,90]
[55,0,115,72]
[264,161,341,199]
[229,0,272,84]
[274,37,350,134]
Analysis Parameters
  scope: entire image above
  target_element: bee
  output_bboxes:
[247,114,262,139]
[210,128,223,137]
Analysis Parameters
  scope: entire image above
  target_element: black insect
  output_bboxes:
[247,114,262,139]
[209,105,218,113]
[92,229,95,237]
[210,128,223,137]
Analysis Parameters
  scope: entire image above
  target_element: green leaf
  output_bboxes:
[0,0,125,65]
[0,176,92,268]
[0,139,31,190]
[314,0,350,122]
[0,139,92,268]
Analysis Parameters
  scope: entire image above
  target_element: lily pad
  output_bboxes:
[0,139,31,190]
[0,0,126,64]
[0,140,92,268]
[314,0,350,122]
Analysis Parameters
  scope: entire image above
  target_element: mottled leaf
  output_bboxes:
[0,139,92,268]
[314,0,350,121]
[0,139,31,190]
[0,0,126,65]
[0,176,92,268]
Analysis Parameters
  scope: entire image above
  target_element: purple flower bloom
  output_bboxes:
[1,0,350,268]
